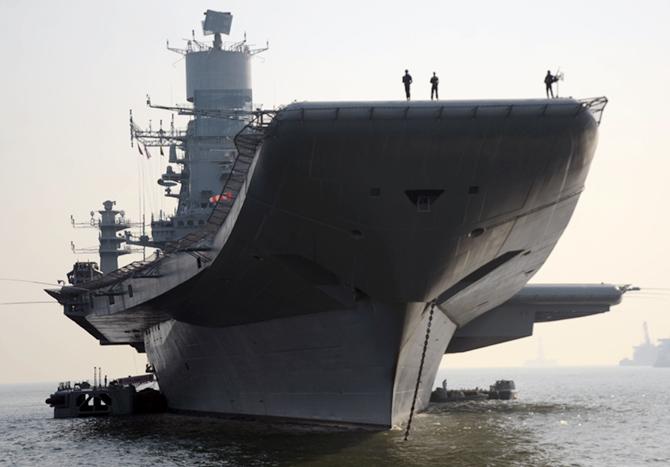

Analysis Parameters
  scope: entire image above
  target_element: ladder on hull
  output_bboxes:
[164,112,274,254]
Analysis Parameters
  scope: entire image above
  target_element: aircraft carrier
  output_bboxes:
[47,10,630,428]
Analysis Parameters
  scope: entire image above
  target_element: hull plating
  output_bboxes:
[146,301,456,427]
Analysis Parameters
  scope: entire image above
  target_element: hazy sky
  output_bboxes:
[1,0,669,384]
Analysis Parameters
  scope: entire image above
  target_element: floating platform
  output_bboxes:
[45,375,166,418]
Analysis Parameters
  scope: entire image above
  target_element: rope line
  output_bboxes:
[0,278,61,286]
[0,301,55,306]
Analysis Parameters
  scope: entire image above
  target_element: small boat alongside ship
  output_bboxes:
[430,379,517,402]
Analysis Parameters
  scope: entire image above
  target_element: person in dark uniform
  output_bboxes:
[402,69,413,101]
[544,70,558,98]
[430,72,439,100]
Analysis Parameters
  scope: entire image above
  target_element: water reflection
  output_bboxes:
[6,368,669,466]
[52,401,570,467]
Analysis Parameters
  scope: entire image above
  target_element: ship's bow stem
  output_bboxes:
[146,299,455,428]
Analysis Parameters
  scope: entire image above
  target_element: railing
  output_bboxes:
[78,252,161,290]
[579,96,608,125]
[275,97,608,126]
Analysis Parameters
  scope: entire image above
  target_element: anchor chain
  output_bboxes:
[403,301,435,441]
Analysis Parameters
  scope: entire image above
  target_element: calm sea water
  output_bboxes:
[1,367,669,466]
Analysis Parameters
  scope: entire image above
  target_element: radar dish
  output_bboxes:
[202,10,232,35]
[158,179,178,187]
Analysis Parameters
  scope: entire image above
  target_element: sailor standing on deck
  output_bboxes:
[402,69,413,101]
[430,72,439,100]
[544,70,559,98]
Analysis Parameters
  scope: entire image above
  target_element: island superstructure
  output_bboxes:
[47,10,630,428]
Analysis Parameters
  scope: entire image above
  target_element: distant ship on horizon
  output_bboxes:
[620,322,669,367]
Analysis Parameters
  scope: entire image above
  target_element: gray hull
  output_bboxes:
[146,301,455,427]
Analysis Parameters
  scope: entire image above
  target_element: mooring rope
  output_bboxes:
[404,301,435,441]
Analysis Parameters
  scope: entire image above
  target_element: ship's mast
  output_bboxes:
[98,200,130,274]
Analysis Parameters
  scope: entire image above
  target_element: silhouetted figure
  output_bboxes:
[430,72,439,100]
[402,69,413,101]
[544,70,559,98]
